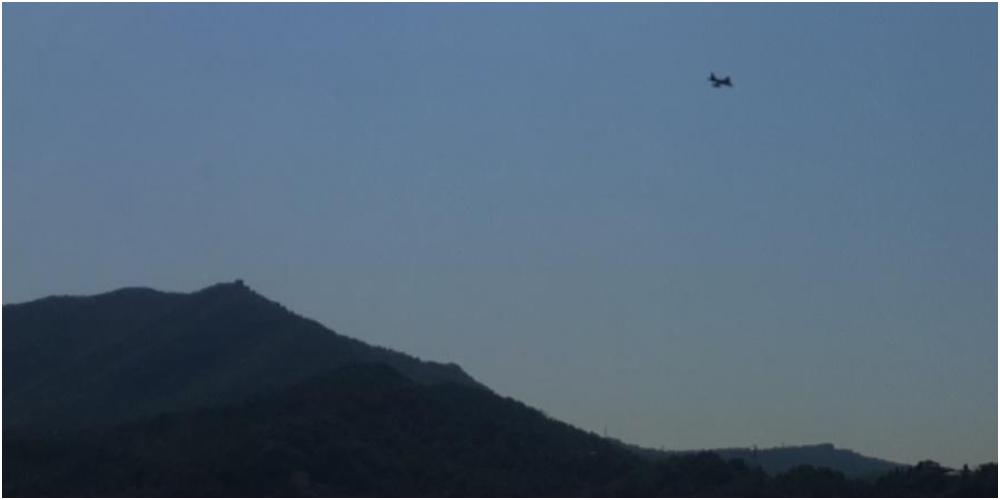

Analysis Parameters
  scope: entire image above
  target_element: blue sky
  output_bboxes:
[4,3,996,466]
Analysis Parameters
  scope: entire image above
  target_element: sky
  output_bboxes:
[3,3,996,467]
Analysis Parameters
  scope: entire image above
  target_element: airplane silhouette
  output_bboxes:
[709,72,733,88]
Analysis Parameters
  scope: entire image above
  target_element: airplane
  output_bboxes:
[709,72,733,88]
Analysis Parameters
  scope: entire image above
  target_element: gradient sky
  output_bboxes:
[4,3,996,467]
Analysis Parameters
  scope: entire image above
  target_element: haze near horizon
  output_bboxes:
[4,3,996,467]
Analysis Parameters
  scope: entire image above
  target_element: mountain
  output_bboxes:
[3,281,479,432]
[1,363,771,497]
[6,364,995,497]
[5,282,994,497]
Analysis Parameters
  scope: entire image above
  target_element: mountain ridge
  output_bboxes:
[5,281,986,496]
[6,363,994,497]
[3,280,482,432]
[1,363,699,496]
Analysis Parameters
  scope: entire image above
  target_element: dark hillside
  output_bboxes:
[3,364,783,496]
[4,364,650,496]
[5,283,994,497]
[3,282,479,431]
[6,364,995,497]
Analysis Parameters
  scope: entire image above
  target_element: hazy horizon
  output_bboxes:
[4,3,996,467]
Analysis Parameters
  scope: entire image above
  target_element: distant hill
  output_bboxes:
[3,281,480,431]
[624,442,901,480]
[712,444,902,479]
